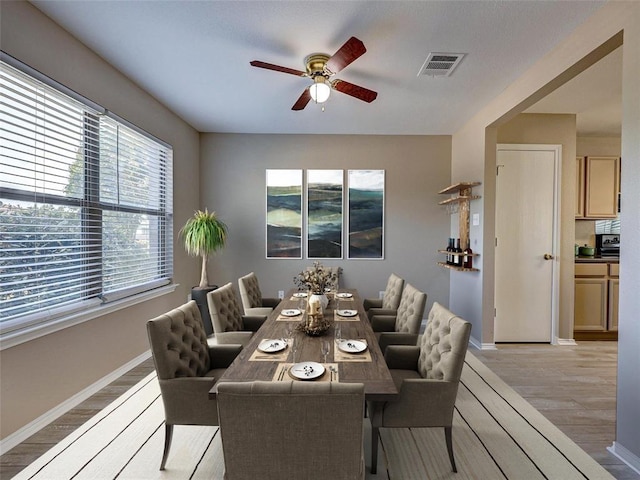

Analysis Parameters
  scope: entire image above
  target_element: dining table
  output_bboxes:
[209,288,398,401]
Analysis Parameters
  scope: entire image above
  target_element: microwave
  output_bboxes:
[596,234,620,257]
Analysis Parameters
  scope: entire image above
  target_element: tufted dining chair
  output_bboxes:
[367,302,471,474]
[238,272,281,316]
[363,273,405,317]
[217,381,365,480]
[207,282,267,346]
[146,300,242,470]
[370,282,426,352]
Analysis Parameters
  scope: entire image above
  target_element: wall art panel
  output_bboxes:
[266,169,302,258]
[307,169,343,259]
[347,169,384,259]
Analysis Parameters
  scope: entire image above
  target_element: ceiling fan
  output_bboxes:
[250,36,378,111]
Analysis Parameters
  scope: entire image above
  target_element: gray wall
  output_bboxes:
[0,1,200,438]
[199,133,452,312]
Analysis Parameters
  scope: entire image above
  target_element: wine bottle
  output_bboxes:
[446,238,453,265]
[463,242,473,269]
[454,238,462,267]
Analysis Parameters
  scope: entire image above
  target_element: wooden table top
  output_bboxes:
[209,289,398,401]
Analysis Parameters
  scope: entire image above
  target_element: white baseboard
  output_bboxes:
[555,337,578,346]
[608,442,640,474]
[0,350,152,454]
[469,336,497,350]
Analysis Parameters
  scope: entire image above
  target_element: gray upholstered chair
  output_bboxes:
[368,302,472,474]
[238,272,280,316]
[304,264,342,290]
[146,300,242,470]
[207,282,267,346]
[217,381,365,480]
[363,273,404,316]
[370,282,426,352]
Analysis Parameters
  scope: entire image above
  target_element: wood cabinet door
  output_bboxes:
[585,156,620,218]
[576,156,585,218]
[574,278,607,331]
[608,279,619,331]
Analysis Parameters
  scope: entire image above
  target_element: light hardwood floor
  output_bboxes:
[472,341,639,480]
[1,342,638,479]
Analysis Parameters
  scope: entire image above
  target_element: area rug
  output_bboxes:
[12,352,613,479]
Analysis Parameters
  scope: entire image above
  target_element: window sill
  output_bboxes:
[0,283,179,351]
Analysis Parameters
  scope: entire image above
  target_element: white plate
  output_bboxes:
[288,361,325,380]
[338,340,367,354]
[336,292,353,298]
[257,339,287,353]
[293,292,307,298]
[281,308,302,317]
[337,309,357,317]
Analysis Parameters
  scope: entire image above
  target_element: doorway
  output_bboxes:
[494,144,561,343]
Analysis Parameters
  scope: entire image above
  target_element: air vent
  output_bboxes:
[418,53,465,77]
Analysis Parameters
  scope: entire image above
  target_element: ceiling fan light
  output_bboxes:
[309,79,331,103]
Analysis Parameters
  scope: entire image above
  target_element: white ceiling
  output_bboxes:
[30,0,615,136]
[525,45,622,137]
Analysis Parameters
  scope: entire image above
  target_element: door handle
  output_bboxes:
[544,253,554,260]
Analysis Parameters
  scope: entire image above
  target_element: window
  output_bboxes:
[0,57,173,338]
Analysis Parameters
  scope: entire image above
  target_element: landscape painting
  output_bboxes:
[307,169,343,259]
[348,170,384,259]
[266,169,302,258]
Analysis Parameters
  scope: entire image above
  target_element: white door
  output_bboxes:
[494,145,559,342]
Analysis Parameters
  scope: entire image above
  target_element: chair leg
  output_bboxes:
[371,426,379,474]
[160,423,174,470]
[445,426,457,473]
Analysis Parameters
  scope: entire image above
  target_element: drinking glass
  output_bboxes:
[321,340,330,363]
[285,322,294,340]
[291,337,299,363]
[335,324,342,344]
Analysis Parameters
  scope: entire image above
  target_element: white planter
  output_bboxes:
[309,293,329,311]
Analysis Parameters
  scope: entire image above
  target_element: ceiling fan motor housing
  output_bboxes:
[305,53,331,77]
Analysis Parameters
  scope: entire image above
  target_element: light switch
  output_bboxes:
[472,213,480,226]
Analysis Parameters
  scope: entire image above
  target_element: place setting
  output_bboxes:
[276,307,303,321]
[334,338,372,362]
[334,306,360,322]
[272,361,340,382]
[335,291,354,301]
[248,338,292,362]
[290,291,308,301]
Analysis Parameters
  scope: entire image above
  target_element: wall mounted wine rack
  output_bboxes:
[438,182,481,272]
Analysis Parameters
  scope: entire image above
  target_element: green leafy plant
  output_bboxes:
[179,209,228,288]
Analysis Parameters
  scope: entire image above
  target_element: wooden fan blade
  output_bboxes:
[292,89,312,110]
[332,79,377,103]
[250,60,306,77]
[326,37,366,74]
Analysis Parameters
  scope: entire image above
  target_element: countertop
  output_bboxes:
[575,256,619,264]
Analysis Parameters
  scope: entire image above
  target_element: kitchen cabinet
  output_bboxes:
[574,262,619,338]
[574,278,607,331]
[608,263,619,331]
[575,156,585,217]
[580,156,620,219]
[437,182,481,272]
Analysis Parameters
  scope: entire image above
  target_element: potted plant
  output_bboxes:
[179,209,228,334]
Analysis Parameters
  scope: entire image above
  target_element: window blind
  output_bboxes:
[0,58,173,334]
